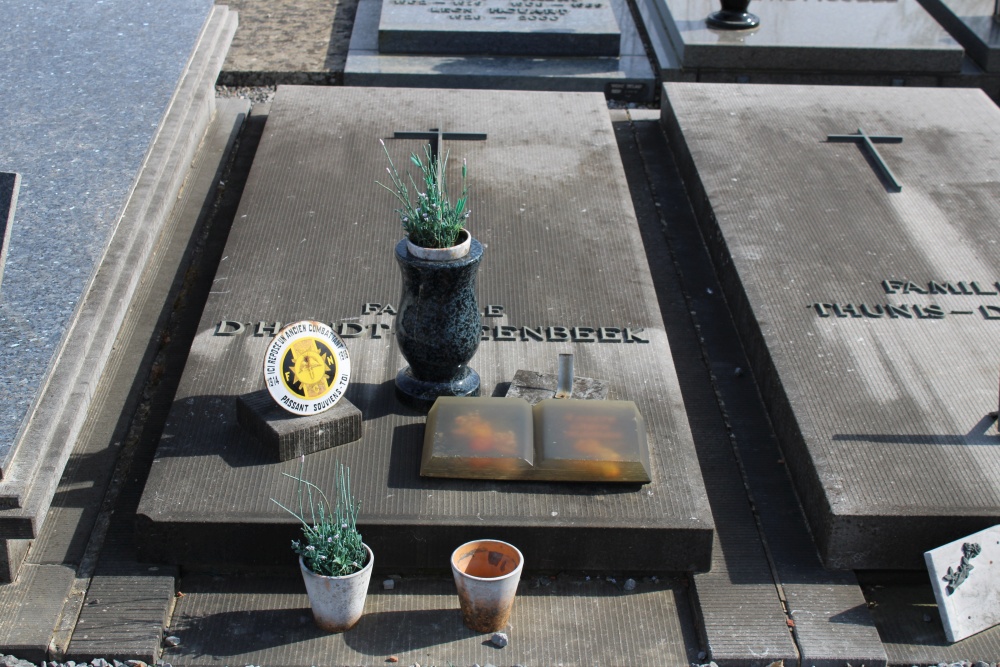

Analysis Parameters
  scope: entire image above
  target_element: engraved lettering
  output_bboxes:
[254,321,282,337]
[547,326,571,341]
[338,322,364,338]
[216,320,246,336]
[494,325,517,341]
[624,328,649,343]
[522,326,544,341]
[885,304,912,319]
[598,327,623,342]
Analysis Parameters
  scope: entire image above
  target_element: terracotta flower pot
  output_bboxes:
[450,539,523,633]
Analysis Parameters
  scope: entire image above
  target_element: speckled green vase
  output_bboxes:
[394,234,483,407]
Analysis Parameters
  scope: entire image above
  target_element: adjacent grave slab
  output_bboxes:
[636,0,965,81]
[662,82,1000,570]
[345,0,654,101]
[917,0,1000,72]
[926,525,1000,643]
[378,0,621,56]
[136,86,714,573]
[0,0,216,478]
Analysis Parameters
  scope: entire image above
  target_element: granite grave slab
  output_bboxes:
[635,0,966,83]
[917,0,1000,72]
[925,525,1000,642]
[0,174,20,292]
[345,0,654,101]
[662,82,1000,570]
[0,3,236,589]
[377,0,621,56]
[0,0,215,479]
[135,86,714,573]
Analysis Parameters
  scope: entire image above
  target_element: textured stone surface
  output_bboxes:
[345,0,654,100]
[163,574,692,667]
[917,0,1000,72]
[377,0,621,56]
[662,82,1000,570]
[505,369,609,405]
[237,390,363,461]
[136,86,713,573]
[219,0,360,84]
[0,0,214,472]
[636,0,964,76]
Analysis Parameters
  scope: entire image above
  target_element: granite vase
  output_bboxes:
[394,230,483,406]
[299,544,374,633]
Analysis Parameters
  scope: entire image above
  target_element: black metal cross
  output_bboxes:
[827,128,904,192]
[392,128,488,161]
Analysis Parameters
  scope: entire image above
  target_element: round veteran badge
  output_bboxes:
[264,320,351,416]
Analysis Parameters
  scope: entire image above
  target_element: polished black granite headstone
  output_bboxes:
[136,86,714,573]
[662,82,1000,570]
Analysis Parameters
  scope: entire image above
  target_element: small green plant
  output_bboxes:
[271,458,367,577]
[378,139,470,249]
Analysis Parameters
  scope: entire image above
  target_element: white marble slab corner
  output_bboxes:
[925,525,1000,642]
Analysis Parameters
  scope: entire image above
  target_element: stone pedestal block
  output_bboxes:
[237,390,362,461]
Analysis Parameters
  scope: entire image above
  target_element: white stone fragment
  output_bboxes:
[924,524,1000,642]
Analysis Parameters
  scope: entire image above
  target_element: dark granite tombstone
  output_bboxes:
[135,86,714,573]
[378,0,622,56]
[634,0,978,88]
[662,82,1000,570]
[345,0,655,101]
[917,0,1000,72]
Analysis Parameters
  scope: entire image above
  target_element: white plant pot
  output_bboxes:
[299,544,374,632]
[405,228,472,261]
[450,539,523,633]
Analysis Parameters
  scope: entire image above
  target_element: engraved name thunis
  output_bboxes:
[810,279,1000,321]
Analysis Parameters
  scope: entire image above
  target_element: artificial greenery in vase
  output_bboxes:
[271,458,367,577]
[378,139,470,249]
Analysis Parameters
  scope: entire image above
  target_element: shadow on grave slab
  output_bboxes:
[832,414,1000,447]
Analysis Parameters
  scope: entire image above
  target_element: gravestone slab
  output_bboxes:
[662,82,1000,570]
[0,173,19,291]
[0,0,216,477]
[636,0,964,80]
[378,0,621,56]
[345,0,654,101]
[135,86,714,573]
[925,525,1000,642]
[917,0,1000,72]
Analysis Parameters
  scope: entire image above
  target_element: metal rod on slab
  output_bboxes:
[555,353,574,399]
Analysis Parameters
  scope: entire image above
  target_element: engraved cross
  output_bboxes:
[827,128,904,192]
[392,127,488,161]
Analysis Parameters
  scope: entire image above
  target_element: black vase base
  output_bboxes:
[395,366,481,412]
[706,10,760,29]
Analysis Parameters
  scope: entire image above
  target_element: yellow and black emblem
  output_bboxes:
[264,320,352,415]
